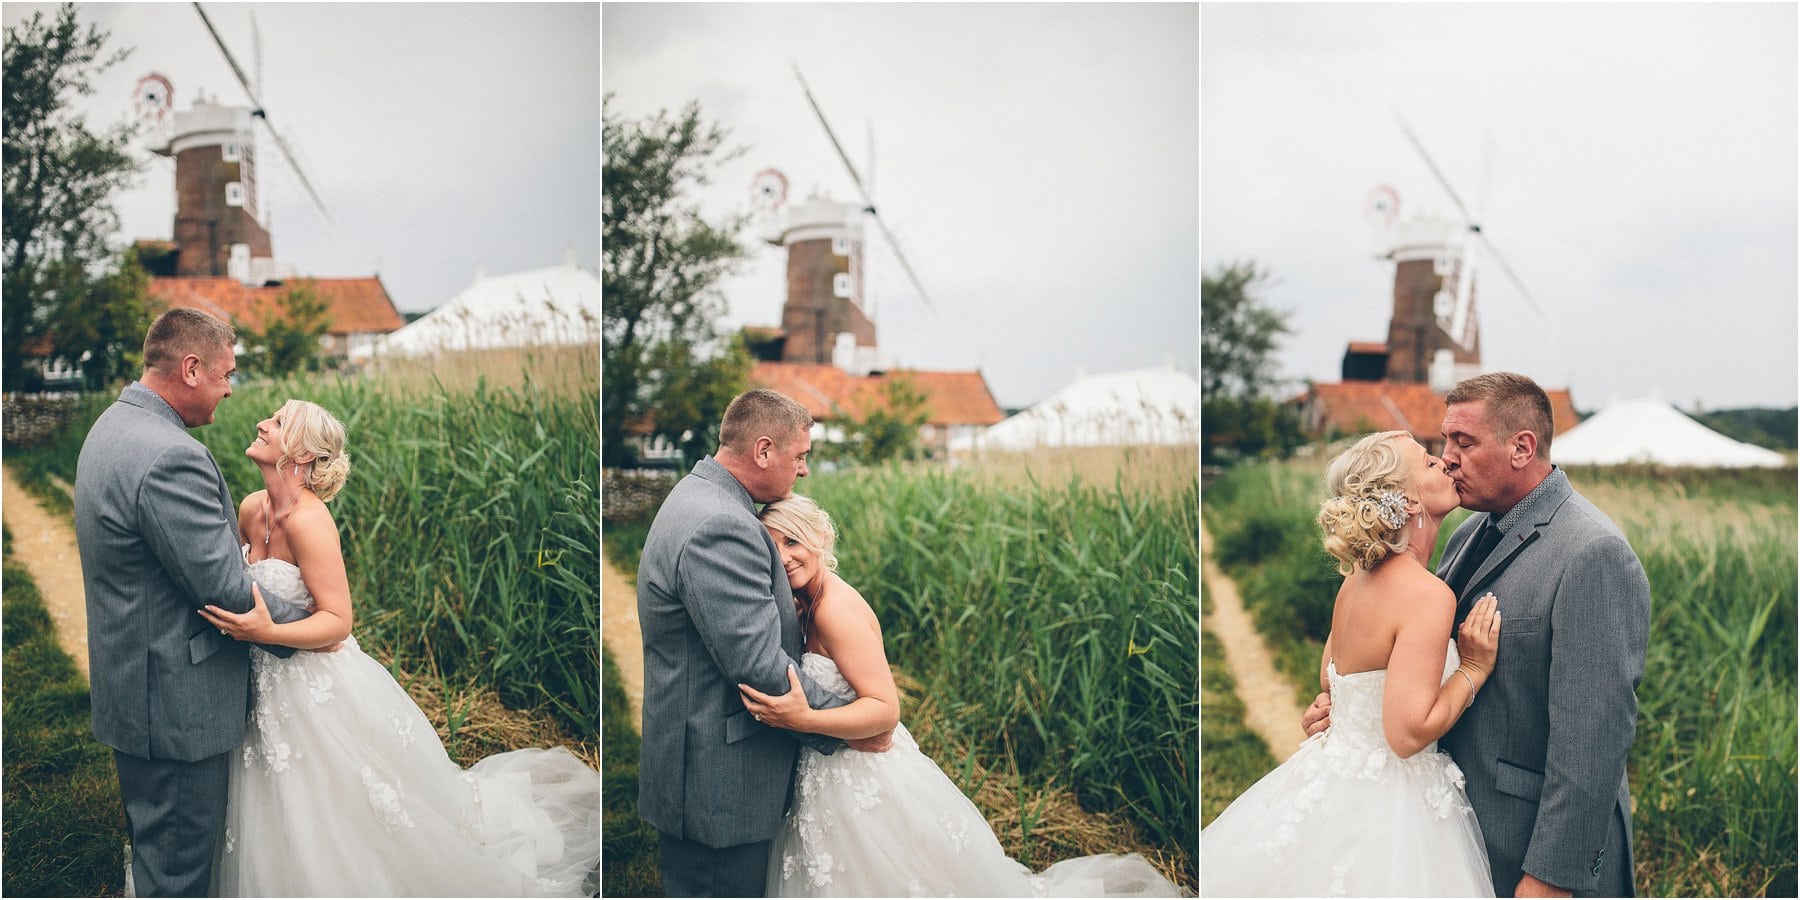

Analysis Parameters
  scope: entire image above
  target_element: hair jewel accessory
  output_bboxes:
[1371,490,1409,530]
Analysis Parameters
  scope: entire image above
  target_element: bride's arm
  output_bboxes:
[1382,586,1498,758]
[201,505,353,650]
[739,581,900,741]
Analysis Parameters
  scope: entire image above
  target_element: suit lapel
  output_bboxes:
[1454,469,1574,619]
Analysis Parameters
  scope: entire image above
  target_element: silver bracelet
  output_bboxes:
[1455,667,1479,708]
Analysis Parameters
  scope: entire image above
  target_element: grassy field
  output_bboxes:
[1203,454,1797,897]
[4,354,599,737]
[2,526,127,897]
[604,446,1198,889]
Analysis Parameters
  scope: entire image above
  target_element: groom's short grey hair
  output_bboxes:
[1446,371,1556,461]
[719,389,812,453]
[143,308,236,373]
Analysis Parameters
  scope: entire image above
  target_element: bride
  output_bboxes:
[1200,430,1500,896]
[195,399,598,896]
[736,494,1188,898]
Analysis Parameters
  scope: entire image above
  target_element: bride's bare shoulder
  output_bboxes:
[812,575,881,635]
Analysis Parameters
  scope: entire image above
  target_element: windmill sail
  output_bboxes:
[792,64,934,312]
[193,2,333,225]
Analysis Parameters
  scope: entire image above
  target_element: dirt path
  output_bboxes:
[2,466,90,680]
[1200,517,1306,762]
[600,542,643,730]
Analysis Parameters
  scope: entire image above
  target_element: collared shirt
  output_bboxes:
[1485,465,1565,538]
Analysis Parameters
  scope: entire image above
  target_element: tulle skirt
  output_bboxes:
[1200,732,1493,897]
[768,722,1188,897]
[210,637,599,897]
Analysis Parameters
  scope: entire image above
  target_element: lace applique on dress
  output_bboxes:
[359,766,417,831]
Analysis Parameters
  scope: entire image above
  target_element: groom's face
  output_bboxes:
[1440,401,1510,512]
[756,428,812,502]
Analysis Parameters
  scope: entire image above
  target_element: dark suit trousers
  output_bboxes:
[659,831,771,897]
[114,749,231,897]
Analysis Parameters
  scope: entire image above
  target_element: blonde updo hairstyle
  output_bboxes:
[1318,430,1417,576]
[275,399,351,503]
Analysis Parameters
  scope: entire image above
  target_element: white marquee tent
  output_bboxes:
[953,363,1198,451]
[364,252,598,358]
[1552,396,1787,468]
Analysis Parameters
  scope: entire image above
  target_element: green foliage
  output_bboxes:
[1200,261,1307,464]
[3,389,113,515]
[3,560,127,898]
[640,331,750,467]
[601,646,662,897]
[239,280,334,378]
[602,94,748,467]
[3,3,144,391]
[1201,260,1289,402]
[828,374,931,465]
[1691,407,1798,452]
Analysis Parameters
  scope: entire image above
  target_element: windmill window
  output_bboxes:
[832,236,850,257]
[832,273,854,298]
[222,142,240,162]
[225,182,245,207]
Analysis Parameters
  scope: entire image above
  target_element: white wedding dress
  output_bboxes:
[208,549,600,897]
[767,652,1189,897]
[1199,641,1494,897]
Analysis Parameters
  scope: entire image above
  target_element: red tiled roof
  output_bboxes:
[1346,341,1389,355]
[148,276,404,335]
[1305,381,1579,443]
[750,362,1005,427]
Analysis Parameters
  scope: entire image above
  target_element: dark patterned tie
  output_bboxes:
[1448,520,1504,602]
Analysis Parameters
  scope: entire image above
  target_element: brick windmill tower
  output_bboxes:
[752,169,880,368]
[147,91,276,282]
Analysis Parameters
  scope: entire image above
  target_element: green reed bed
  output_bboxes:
[1204,457,1798,897]
[803,465,1199,872]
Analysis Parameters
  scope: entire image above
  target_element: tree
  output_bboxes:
[832,375,930,465]
[239,281,333,378]
[41,248,154,390]
[3,4,143,391]
[1201,260,1307,463]
[643,333,753,468]
[602,95,750,467]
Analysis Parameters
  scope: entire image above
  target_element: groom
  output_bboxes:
[637,388,893,897]
[1305,372,1650,897]
[75,308,311,896]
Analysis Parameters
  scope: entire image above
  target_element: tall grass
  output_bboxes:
[803,462,1198,873]
[1204,456,1797,896]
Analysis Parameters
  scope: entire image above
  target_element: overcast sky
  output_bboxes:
[1204,2,1798,412]
[3,2,599,314]
[603,2,1199,409]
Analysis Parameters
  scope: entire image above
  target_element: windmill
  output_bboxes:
[1364,115,1553,391]
[750,65,934,371]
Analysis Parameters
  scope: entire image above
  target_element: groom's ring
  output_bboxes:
[220,628,227,635]
[754,714,762,722]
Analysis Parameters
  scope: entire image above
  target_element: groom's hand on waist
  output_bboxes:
[1301,691,1332,737]
[847,728,894,753]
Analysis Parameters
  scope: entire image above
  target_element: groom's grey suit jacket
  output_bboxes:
[1437,467,1649,896]
[75,383,302,763]
[636,457,849,849]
